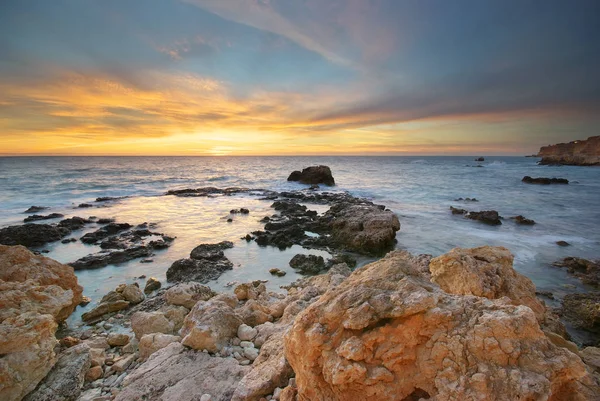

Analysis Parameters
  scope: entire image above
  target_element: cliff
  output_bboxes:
[538,136,600,166]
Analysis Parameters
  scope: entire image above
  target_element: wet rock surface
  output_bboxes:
[511,215,536,225]
[467,209,502,225]
[561,293,600,345]
[522,175,569,184]
[167,242,234,283]
[287,165,335,186]
[289,254,326,275]
[23,213,65,223]
[554,257,599,287]
[0,224,70,247]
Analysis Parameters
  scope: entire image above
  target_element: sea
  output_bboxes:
[1,156,598,339]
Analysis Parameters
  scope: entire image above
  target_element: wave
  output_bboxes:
[207,175,230,182]
[487,161,507,168]
[410,159,428,164]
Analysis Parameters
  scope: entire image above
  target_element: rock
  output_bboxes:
[180,300,243,352]
[23,343,91,401]
[285,251,597,400]
[131,311,174,340]
[556,240,571,247]
[166,257,233,284]
[538,136,600,166]
[561,293,600,339]
[111,354,136,373]
[0,224,70,247]
[57,217,90,231]
[234,281,267,301]
[511,215,536,225]
[287,166,335,186]
[430,246,546,320]
[165,282,216,309]
[143,277,161,294]
[78,203,93,208]
[522,176,569,184]
[232,330,294,401]
[139,333,181,360]
[80,223,132,244]
[122,338,138,354]
[85,366,103,382]
[115,343,248,401]
[243,347,259,361]
[121,284,145,304]
[475,157,485,161]
[450,206,467,215]
[553,257,599,287]
[237,324,258,341]
[190,241,234,260]
[107,333,130,347]
[161,305,189,332]
[60,336,81,348]
[0,246,84,401]
[84,337,109,351]
[237,300,273,327]
[466,210,502,225]
[81,300,130,323]
[23,213,65,223]
[269,268,287,277]
[580,347,600,373]
[289,254,326,275]
[24,206,49,213]
[326,204,400,255]
[70,246,153,270]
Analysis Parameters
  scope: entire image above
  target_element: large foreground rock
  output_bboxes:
[115,342,249,401]
[0,246,83,401]
[285,251,597,400]
[180,300,242,352]
[287,165,335,186]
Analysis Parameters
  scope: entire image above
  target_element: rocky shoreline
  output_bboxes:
[1,166,599,400]
[537,135,600,166]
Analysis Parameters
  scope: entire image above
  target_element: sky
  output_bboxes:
[0,0,599,156]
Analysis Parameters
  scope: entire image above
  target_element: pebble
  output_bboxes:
[243,347,259,361]
[103,323,113,330]
[233,352,243,361]
[240,341,254,348]
[289,378,296,387]
[237,324,258,341]
[273,387,282,400]
[240,360,251,366]
[232,337,241,346]
[200,395,212,401]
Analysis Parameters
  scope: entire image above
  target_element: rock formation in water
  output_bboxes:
[537,136,600,166]
[0,245,83,401]
[287,165,335,186]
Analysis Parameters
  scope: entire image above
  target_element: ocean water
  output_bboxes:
[1,156,599,336]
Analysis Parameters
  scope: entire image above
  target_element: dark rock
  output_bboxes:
[80,223,133,244]
[23,213,64,223]
[287,165,335,186]
[144,277,161,294]
[227,218,233,223]
[561,293,600,342]
[140,259,153,263]
[61,238,78,244]
[148,239,170,249]
[58,216,90,231]
[166,257,233,283]
[269,268,287,277]
[475,157,485,161]
[97,218,115,224]
[243,234,253,241]
[309,184,320,190]
[0,223,69,247]
[78,203,94,208]
[190,241,234,260]
[289,254,326,275]
[253,226,305,249]
[511,215,536,225]
[450,206,467,215]
[95,196,124,202]
[522,176,569,185]
[553,257,599,287]
[165,187,258,197]
[466,210,502,225]
[454,197,478,202]
[70,246,152,270]
[24,206,49,214]
[536,291,555,300]
[326,254,357,268]
[556,241,571,247]
[230,208,250,214]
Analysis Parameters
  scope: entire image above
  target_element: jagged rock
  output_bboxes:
[144,277,161,294]
[57,217,90,231]
[79,223,132,244]
[165,282,216,309]
[0,224,70,247]
[23,213,64,223]
[511,215,536,225]
[450,206,467,215]
[580,347,600,374]
[553,257,599,287]
[139,333,181,360]
[466,210,502,225]
[326,204,400,255]
[131,311,174,340]
[160,305,189,332]
[23,343,91,401]
[81,300,130,323]
[237,300,273,327]
[289,254,326,275]
[561,293,600,342]
[70,245,153,270]
[287,166,335,186]
[285,251,597,400]
[24,206,49,213]
[115,343,249,401]
[190,241,234,260]
[522,176,569,185]
[166,257,233,283]
[538,136,600,166]
[180,300,243,352]
[0,246,83,401]
[121,284,145,304]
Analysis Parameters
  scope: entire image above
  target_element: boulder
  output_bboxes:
[285,251,597,400]
[165,282,216,309]
[287,166,335,186]
[289,254,326,275]
[234,281,267,301]
[81,300,130,323]
[139,333,181,360]
[107,333,130,347]
[131,311,174,340]
[115,343,248,401]
[23,343,91,401]
[180,300,242,352]
[121,284,145,304]
[144,277,161,294]
[237,324,258,341]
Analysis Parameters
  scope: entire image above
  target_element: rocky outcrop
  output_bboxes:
[115,343,249,401]
[511,215,536,225]
[561,293,600,344]
[166,242,234,283]
[554,257,599,287]
[0,246,83,401]
[285,250,596,400]
[287,166,335,186]
[23,213,64,223]
[538,136,600,166]
[289,254,326,275]
[522,176,569,185]
[325,204,400,255]
[467,210,502,225]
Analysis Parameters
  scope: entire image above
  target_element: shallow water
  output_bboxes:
[1,156,598,336]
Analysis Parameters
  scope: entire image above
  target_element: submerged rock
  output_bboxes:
[289,254,326,275]
[285,250,597,400]
[190,241,233,260]
[287,165,335,186]
[553,257,599,287]
[70,245,153,270]
[522,176,569,185]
